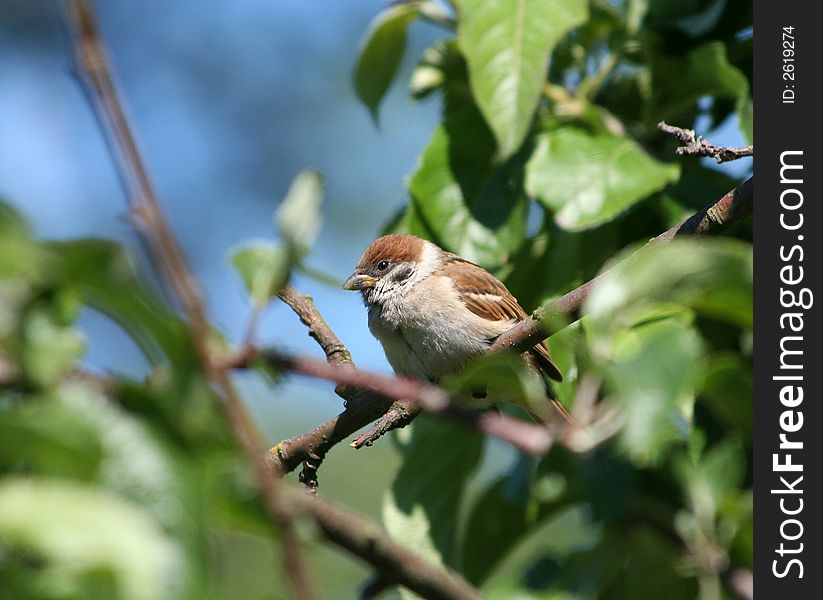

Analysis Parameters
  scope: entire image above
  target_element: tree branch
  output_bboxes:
[351,399,419,449]
[285,487,479,600]
[272,285,396,490]
[491,177,753,355]
[234,349,554,456]
[658,121,753,163]
[63,2,316,597]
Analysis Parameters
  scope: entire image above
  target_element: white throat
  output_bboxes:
[365,240,442,306]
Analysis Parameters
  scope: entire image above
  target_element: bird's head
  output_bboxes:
[342,234,438,305]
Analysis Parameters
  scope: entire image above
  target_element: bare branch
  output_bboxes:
[286,487,479,600]
[63,2,316,597]
[249,350,555,456]
[658,121,753,163]
[278,285,354,369]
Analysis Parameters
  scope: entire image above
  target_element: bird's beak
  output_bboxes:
[342,273,376,291]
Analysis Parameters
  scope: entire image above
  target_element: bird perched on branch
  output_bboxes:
[343,233,568,421]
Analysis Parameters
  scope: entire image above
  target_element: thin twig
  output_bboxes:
[243,349,554,456]
[62,2,316,597]
[351,399,419,449]
[658,121,753,163]
[278,285,354,369]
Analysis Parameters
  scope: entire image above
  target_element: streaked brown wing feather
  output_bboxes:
[437,255,563,382]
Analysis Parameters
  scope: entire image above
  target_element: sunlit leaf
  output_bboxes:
[584,238,753,332]
[0,202,55,283]
[606,318,704,463]
[408,125,528,268]
[353,3,418,122]
[526,127,680,230]
[409,40,449,100]
[21,306,86,388]
[229,240,289,306]
[0,478,184,600]
[456,0,588,158]
[275,169,324,258]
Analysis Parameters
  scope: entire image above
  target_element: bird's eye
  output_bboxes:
[376,260,390,271]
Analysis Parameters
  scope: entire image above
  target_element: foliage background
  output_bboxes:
[1,1,752,599]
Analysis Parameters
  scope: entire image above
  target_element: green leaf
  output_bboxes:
[353,3,418,122]
[526,127,680,230]
[404,41,530,267]
[738,95,753,144]
[0,202,56,283]
[584,238,753,332]
[649,41,749,129]
[409,40,449,100]
[230,240,289,306]
[481,503,600,595]
[456,0,588,159]
[52,239,191,369]
[21,305,86,388]
[701,353,752,436]
[580,239,752,462]
[461,458,533,585]
[57,382,190,528]
[408,125,528,268]
[0,393,104,479]
[275,169,324,258]
[606,318,704,463]
[675,438,745,523]
[0,478,183,600]
[383,415,484,567]
[442,352,546,412]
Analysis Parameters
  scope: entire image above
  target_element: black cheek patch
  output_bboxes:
[392,265,414,282]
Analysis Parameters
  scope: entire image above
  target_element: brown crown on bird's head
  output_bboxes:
[342,235,429,301]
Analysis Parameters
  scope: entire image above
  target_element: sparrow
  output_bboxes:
[342,233,566,419]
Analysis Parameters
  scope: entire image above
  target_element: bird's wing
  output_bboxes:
[437,255,563,382]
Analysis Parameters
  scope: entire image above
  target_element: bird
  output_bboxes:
[342,233,568,421]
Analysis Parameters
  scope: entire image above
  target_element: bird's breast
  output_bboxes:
[366,276,512,380]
